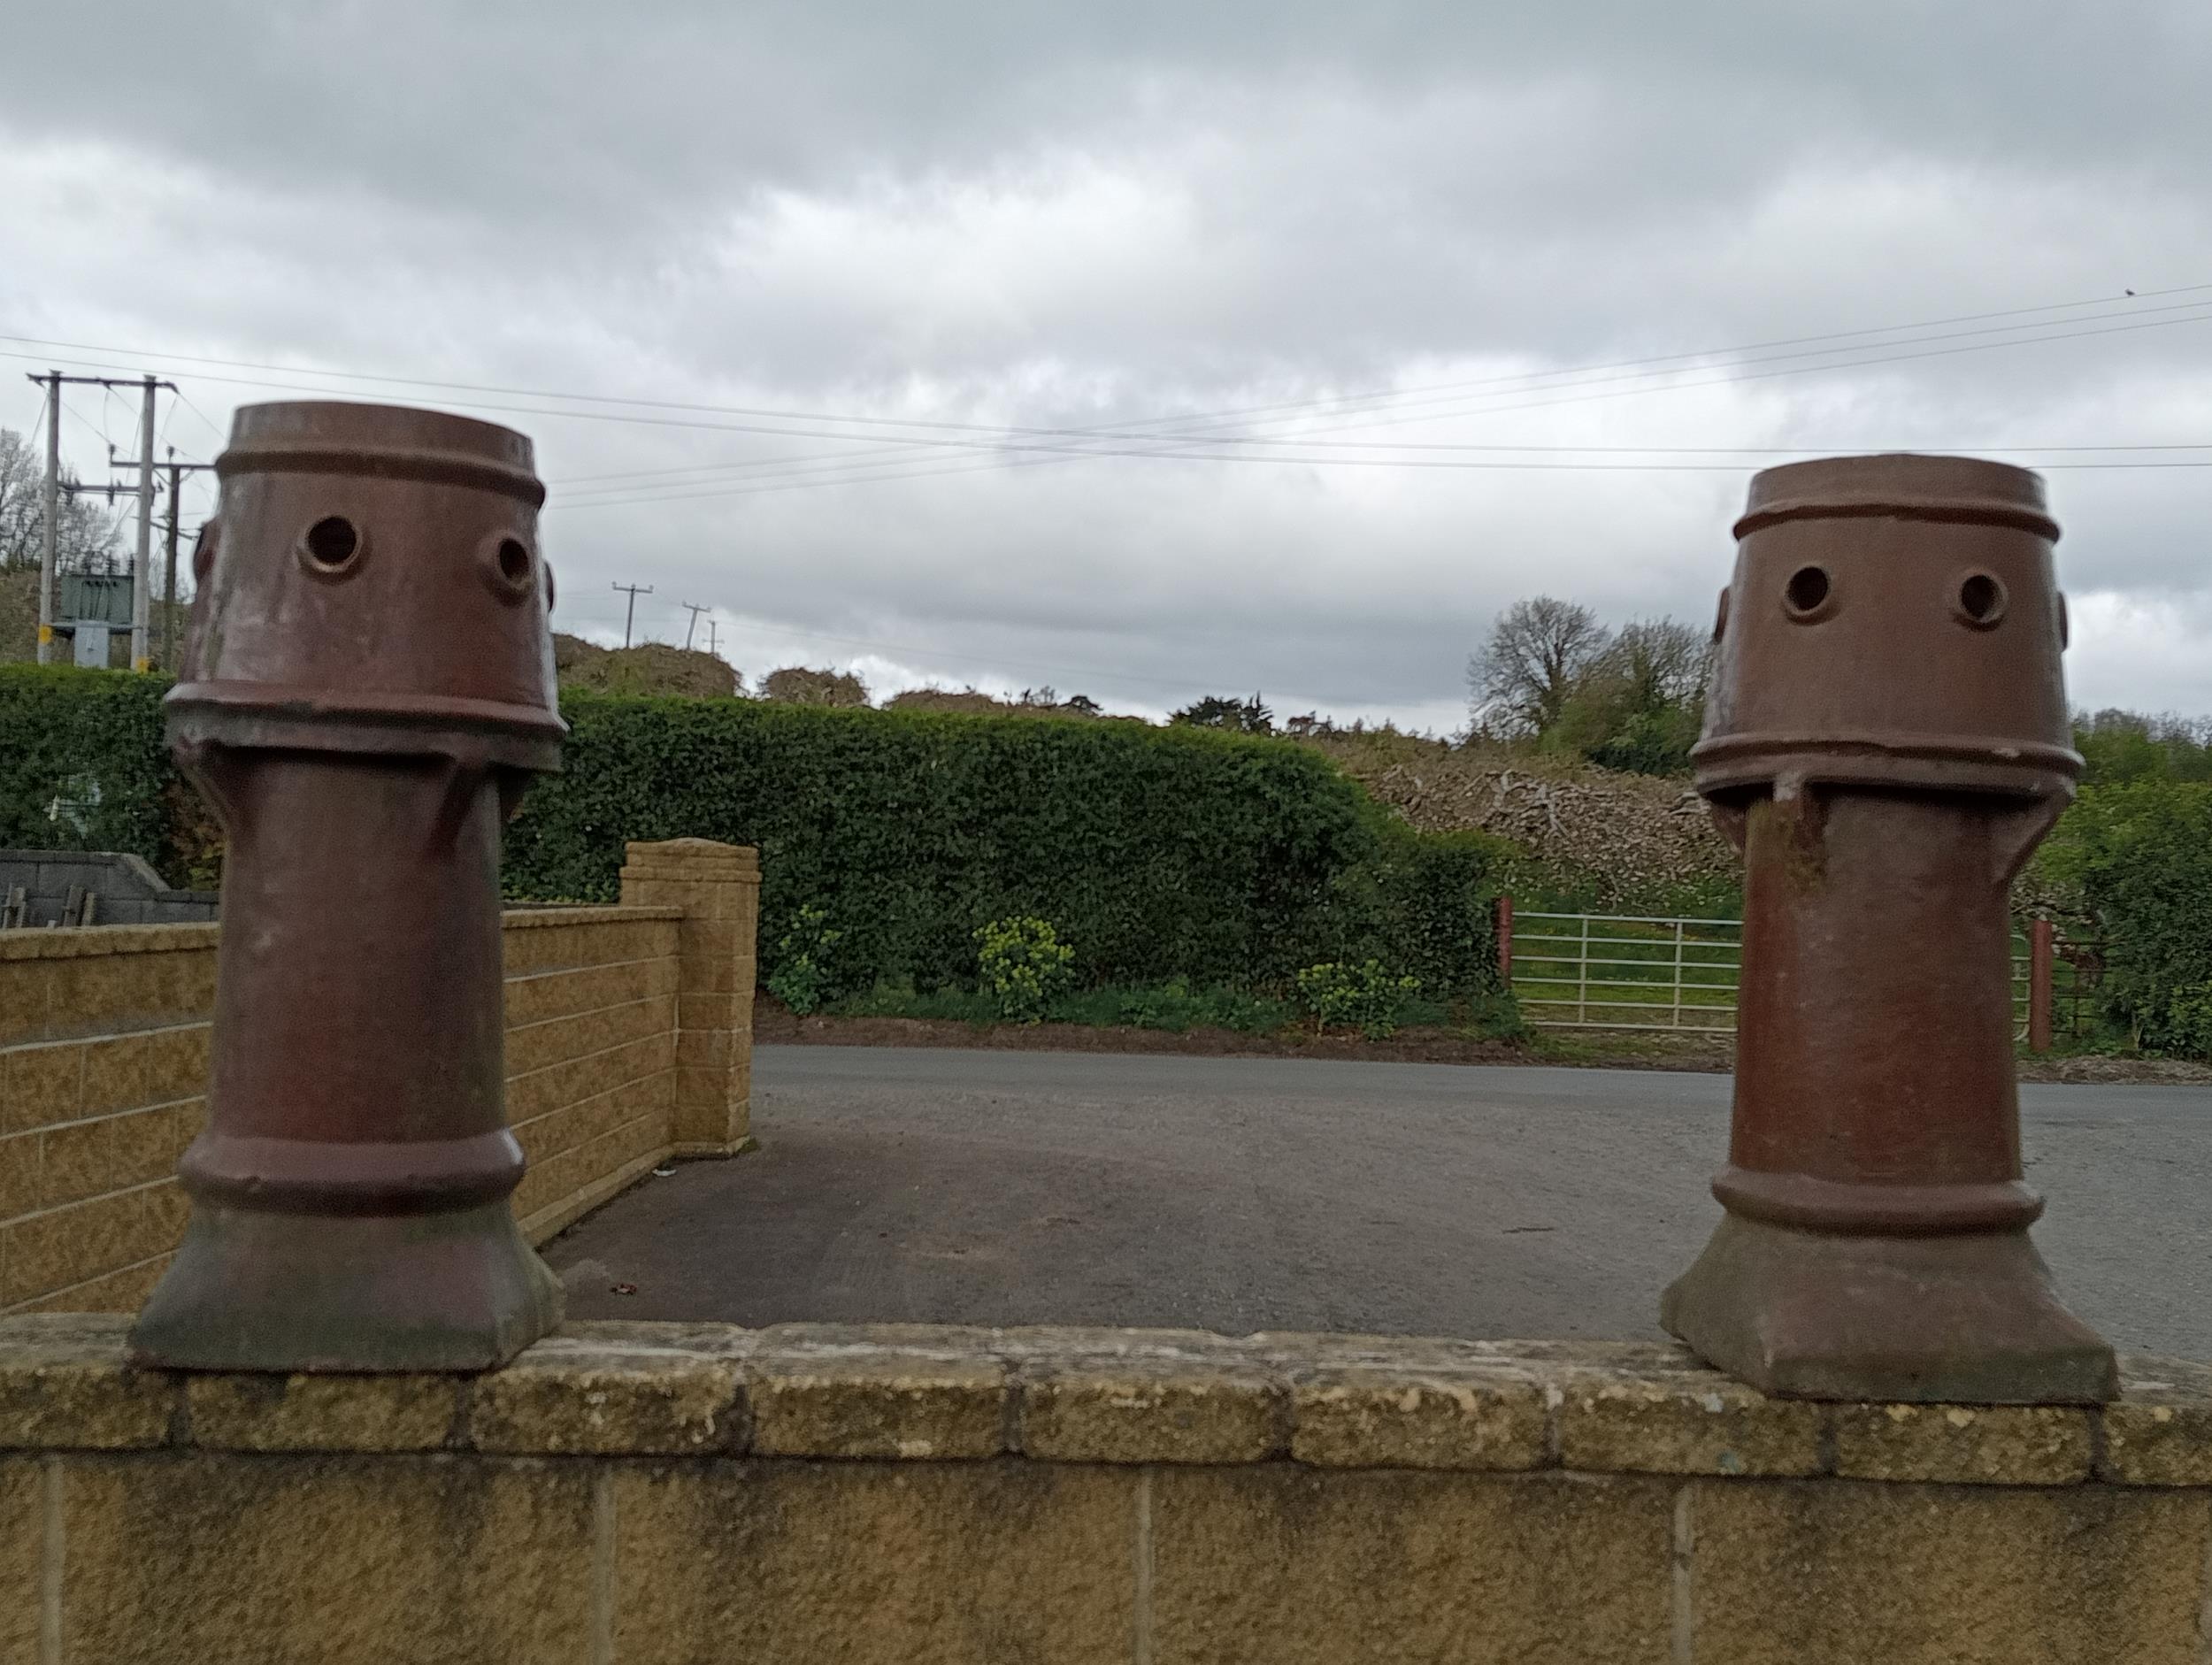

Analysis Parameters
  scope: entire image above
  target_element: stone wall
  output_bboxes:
[0,840,758,1315]
[5,1316,2211,1663]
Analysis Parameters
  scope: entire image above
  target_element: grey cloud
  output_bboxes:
[2,2,2207,725]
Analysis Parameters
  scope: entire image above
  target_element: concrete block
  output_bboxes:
[0,1314,173,1448]
[2106,1356,2212,1485]
[611,1460,1137,1665]
[1555,1357,1826,1477]
[470,1334,745,1455]
[14,1251,173,1315]
[1019,1361,1287,1463]
[58,1453,597,1665]
[1,1185,181,1306]
[672,1069,745,1148]
[1149,1467,1675,1664]
[1829,1401,2094,1485]
[675,948,740,994]
[0,1457,40,1664]
[36,1105,184,1210]
[673,1026,732,1070]
[0,965,55,1048]
[676,990,745,1035]
[1687,1478,2211,1664]
[44,950,212,1040]
[0,1129,36,1221]
[0,1040,82,1131]
[747,1347,1010,1460]
[186,1372,460,1453]
[1290,1366,1549,1470]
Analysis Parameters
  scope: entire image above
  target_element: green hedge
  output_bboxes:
[2035,779,2212,1055]
[0,670,1509,997]
[0,665,173,867]
[506,694,1509,995]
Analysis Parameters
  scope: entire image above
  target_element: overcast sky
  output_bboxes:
[3,2,2208,727]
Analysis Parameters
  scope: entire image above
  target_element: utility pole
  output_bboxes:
[27,370,177,669]
[132,376,156,670]
[611,581,653,648]
[680,601,708,649]
[35,372,58,664]
[705,618,719,659]
[158,449,217,671]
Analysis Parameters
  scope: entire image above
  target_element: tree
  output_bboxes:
[0,430,39,571]
[0,427,124,574]
[1466,598,1610,738]
[1549,617,1712,775]
[759,665,871,707]
[2074,710,2212,786]
[1171,693,1274,734]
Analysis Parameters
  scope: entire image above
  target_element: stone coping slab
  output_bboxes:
[0,905,684,960]
[0,922,220,961]
[4,1316,2209,1487]
[499,905,684,929]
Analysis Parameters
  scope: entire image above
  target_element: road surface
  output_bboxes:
[545,1045,2212,1355]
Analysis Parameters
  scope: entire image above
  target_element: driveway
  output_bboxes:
[545,1046,2212,1355]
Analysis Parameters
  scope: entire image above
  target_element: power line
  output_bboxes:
[549,292,2212,491]
[8,279,2211,461]
[170,386,227,451]
[547,303,2212,504]
[4,289,2209,498]
[9,288,2211,522]
[550,306,2212,509]
[9,303,2211,499]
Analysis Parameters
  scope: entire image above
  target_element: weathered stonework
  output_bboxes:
[617,840,759,1158]
[10,1317,2212,1661]
[1020,1361,1287,1463]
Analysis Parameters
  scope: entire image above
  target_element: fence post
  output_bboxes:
[1494,894,1514,987]
[2029,917,2055,1054]
[1671,919,1685,1031]
[1578,913,1590,1025]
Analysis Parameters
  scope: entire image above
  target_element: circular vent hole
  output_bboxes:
[303,516,358,569]
[1784,565,1831,616]
[496,538,531,586]
[1958,572,2005,625]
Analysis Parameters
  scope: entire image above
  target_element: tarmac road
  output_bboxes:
[546,1045,2212,1356]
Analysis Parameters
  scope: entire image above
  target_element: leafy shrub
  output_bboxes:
[975,916,1075,1023]
[2166,982,2212,1061]
[1295,960,1421,1040]
[764,903,842,1015]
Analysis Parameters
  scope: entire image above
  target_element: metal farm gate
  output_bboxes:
[1507,910,1742,1033]
[1502,901,2073,1047]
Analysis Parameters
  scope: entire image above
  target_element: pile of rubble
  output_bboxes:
[1310,733,1740,903]
[551,633,739,699]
